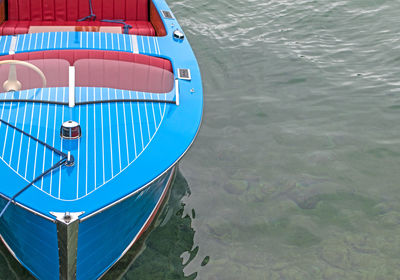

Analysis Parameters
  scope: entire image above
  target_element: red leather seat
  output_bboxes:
[0,20,155,35]
[0,49,173,92]
[0,0,155,35]
[0,49,172,72]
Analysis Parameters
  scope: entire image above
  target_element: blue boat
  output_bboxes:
[0,0,203,278]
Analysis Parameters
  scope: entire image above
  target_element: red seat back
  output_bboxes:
[7,0,149,21]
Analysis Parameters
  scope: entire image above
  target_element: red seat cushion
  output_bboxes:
[0,20,155,36]
[0,49,172,72]
[0,49,173,92]
[7,0,149,21]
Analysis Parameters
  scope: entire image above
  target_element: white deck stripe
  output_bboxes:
[53,33,57,49]
[105,33,108,49]
[85,88,89,194]
[2,98,13,158]
[123,35,127,52]
[40,33,44,49]
[141,36,145,53]
[34,33,38,49]
[150,93,157,131]
[143,93,151,140]
[122,91,130,163]
[129,91,137,158]
[32,90,44,180]
[21,35,27,51]
[100,89,105,185]
[93,88,97,189]
[131,36,139,53]
[68,66,76,107]
[8,100,20,165]
[136,91,144,150]
[9,36,17,55]
[49,88,58,194]
[115,90,122,171]
[40,90,51,188]
[107,89,114,176]
[147,37,151,54]
[76,88,81,198]
[154,38,163,116]
[58,88,65,198]
[16,90,29,172]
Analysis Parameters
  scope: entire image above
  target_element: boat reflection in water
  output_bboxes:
[0,169,198,279]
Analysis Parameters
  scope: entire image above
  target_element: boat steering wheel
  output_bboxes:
[0,60,47,92]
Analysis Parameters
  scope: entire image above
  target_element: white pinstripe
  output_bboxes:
[32,90,44,180]
[105,32,108,49]
[40,33,44,49]
[100,89,105,185]
[49,88,58,194]
[24,90,36,178]
[93,88,97,189]
[8,100,21,165]
[142,93,151,140]
[136,91,144,150]
[117,33,121,50]
[76,87,82,198]
[147,37,151,54]
[85,87,89,194]
[107,88,114,176]
[121,91,130,163]
[129,91,137,158]
[16,90,29,173]
[34,33,38,49]
[2,97,13,159]
[53,32,57,49]
[21,34,27,51]
[141,36,145,53]
[40,89,51,188]
[114,90,122,171]
[150,93,157,131]
[58,88,66,198]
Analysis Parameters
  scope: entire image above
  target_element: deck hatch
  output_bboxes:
[161,10,174,19]
[177,68,191,80]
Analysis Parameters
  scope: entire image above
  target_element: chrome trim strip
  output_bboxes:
[51,212,84,280]
[0,234,21,266]
[97,166,176,279]
[0,193,55,222]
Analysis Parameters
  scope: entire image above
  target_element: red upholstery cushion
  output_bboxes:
[7,0,149,21]
[0,50,173,72]
[0,50,173,93]
[0,20,155,36]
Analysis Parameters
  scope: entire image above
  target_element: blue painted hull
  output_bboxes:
[1,167,175,279]
[0,0,202,277]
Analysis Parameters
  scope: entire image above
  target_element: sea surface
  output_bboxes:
[2,0,400,279]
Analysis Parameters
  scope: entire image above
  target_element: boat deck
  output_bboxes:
[0,0,203,220]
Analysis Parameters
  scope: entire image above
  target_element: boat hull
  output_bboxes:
[0,166,176,279]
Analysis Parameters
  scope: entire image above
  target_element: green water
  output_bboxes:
[3,0,400,279]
